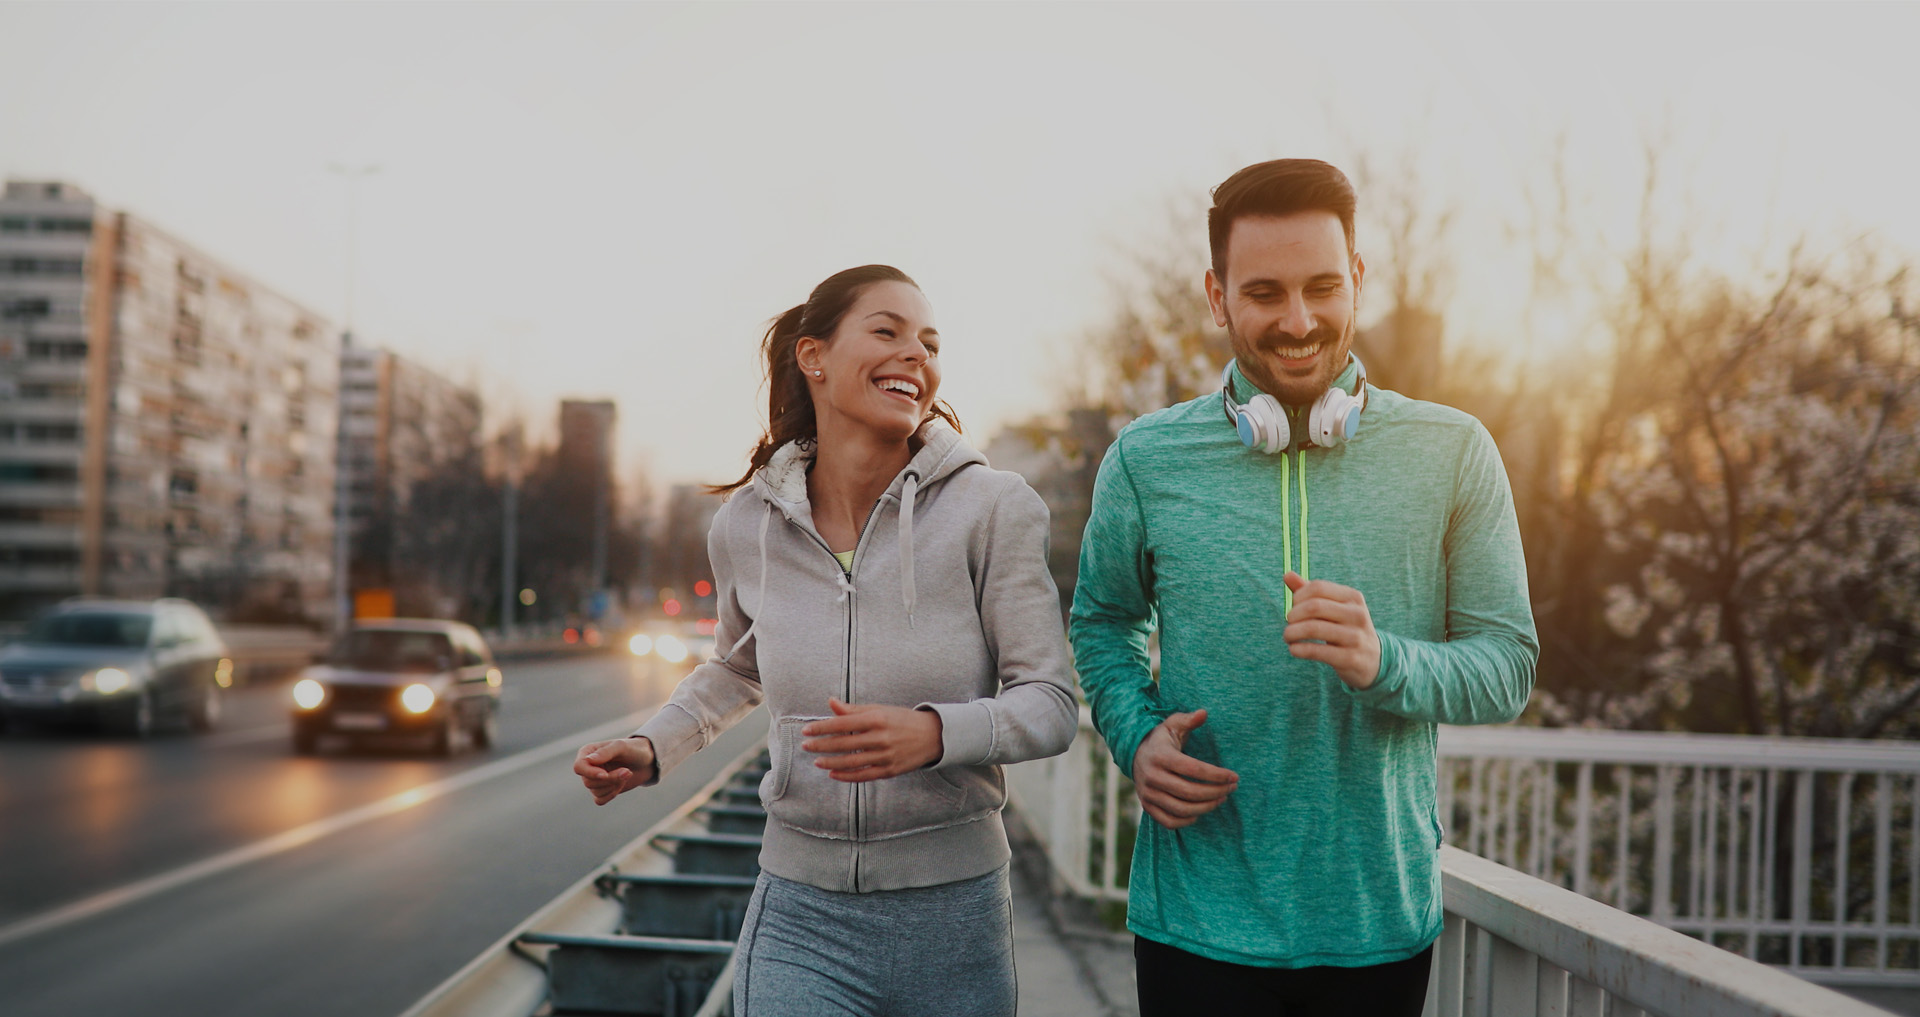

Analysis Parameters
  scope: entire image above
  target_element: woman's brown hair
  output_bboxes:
[711,265,963,496]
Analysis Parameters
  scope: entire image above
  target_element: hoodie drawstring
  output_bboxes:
[898,472,919,628]
[720,501,773,663]
[1279,449,1311,614]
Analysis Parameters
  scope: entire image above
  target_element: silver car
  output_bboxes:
[0,598,231,737]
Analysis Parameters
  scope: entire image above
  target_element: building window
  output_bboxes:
[0,218,27,232]
[0,546,82,565]
[18,382,84,400]
[36,218,92,234]
[26,340,88,362]
[0,461,78,482]
[3,258,84,276]
[22,422,81,442]
[0,506,82,525]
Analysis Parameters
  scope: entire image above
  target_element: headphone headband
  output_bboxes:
[1220,355,1368,452]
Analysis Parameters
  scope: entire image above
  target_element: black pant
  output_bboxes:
[1135,935,1433,1017]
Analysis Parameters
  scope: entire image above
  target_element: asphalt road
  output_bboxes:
[0,650,769,1017]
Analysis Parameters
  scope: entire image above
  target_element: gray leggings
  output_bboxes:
[732,865,1015,1017]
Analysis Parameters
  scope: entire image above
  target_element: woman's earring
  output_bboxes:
[813,370,822,378]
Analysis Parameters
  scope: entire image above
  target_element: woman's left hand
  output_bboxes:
[802,698,944,781]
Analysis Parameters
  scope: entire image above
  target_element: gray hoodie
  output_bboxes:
[633,424,1078,892]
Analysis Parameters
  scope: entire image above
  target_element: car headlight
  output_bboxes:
[629,633,653,656]
[655,635,688,664]
[400,683,436,714]
[80,668,133,694]
[292,678,327,710]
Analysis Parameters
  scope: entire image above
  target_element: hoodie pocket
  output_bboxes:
[762,715,855,840]
[861,762,1000,841]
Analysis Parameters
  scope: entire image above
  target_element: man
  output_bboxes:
[1069,158,1537,1016]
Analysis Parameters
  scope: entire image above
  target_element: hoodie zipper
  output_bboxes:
[844,496,891,891]
[769,470,913,892]
[780,501,880,891]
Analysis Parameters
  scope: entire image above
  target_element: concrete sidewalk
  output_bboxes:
[1009,820,1138,1017]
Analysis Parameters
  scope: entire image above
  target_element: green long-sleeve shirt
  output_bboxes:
[1069,360,1538,968]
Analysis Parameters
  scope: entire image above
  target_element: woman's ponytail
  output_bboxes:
[711,304,812,495]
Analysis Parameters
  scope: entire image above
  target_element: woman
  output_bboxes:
[572,264,1078,1016]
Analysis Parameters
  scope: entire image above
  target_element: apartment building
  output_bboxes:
[0,180,341,621]
[338,343,484,588]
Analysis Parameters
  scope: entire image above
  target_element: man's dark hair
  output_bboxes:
[1207,159,1357,278]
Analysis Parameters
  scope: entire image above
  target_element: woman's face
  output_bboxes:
[798,280,942,443]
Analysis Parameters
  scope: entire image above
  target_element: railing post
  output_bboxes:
[1069,739,1092,891]
[1763,768,1781,954]
[1691,765,1706,925]
[1654,765,1675,922]
[1533,761,1552,878]
[1487,934,1537,1016]
[1436,913,1465,1017]
[1573,762,1592,898]
[1048,735,1078,893]
[1703,766,1718,936]
[1504,760,1521,869]
[1836,771,1855,974]
[1615,765,1633,913]
[1792,770,1814,967]
[1470,757,1487,859]
[1566,977,1604,1017]
[1729,769,1748,951]
[1747,769,1764,959]
[1534,961,1568,1017]
[1875,772,1891,973]
[1461,924,1489,1017]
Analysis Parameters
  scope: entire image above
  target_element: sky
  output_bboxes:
[4,2,1917,488]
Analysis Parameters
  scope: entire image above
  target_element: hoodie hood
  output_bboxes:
[746,420,985,518]
[631,417,1077,894]
[724,422,986,652]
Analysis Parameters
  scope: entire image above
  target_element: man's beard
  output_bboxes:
[1226,312,1354,408]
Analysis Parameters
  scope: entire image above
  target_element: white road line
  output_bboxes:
[0,708,651,950]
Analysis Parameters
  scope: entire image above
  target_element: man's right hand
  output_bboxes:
[573,736,657,806]
[1131,710,1238,829]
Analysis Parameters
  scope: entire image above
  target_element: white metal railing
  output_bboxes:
[1437,726,1920,987]
[1429,846,1890,1017]
[1004,712,1920,1005]
[1006,710,1133,904]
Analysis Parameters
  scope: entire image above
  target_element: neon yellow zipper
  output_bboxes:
[1279,443,1310,614]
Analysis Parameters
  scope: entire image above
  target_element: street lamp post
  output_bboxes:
[499,430,522,640]
[501,475,518,638]
[329,163,379,636]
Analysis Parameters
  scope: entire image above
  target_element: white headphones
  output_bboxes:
[1220,355,1368,454]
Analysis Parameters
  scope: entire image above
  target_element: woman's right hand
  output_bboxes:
[573,736,657,805]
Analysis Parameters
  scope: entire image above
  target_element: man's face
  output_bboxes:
[1205,211,1364,407]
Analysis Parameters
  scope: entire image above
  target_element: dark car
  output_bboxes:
[289,619,502,756]
[0,598,231,737]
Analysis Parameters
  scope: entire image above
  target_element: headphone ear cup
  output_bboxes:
[1310,390,1362,447]
[1248,394,1288,454]
[1233,408,1260,450]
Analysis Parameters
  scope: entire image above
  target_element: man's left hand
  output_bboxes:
[1283,572,1381,691]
